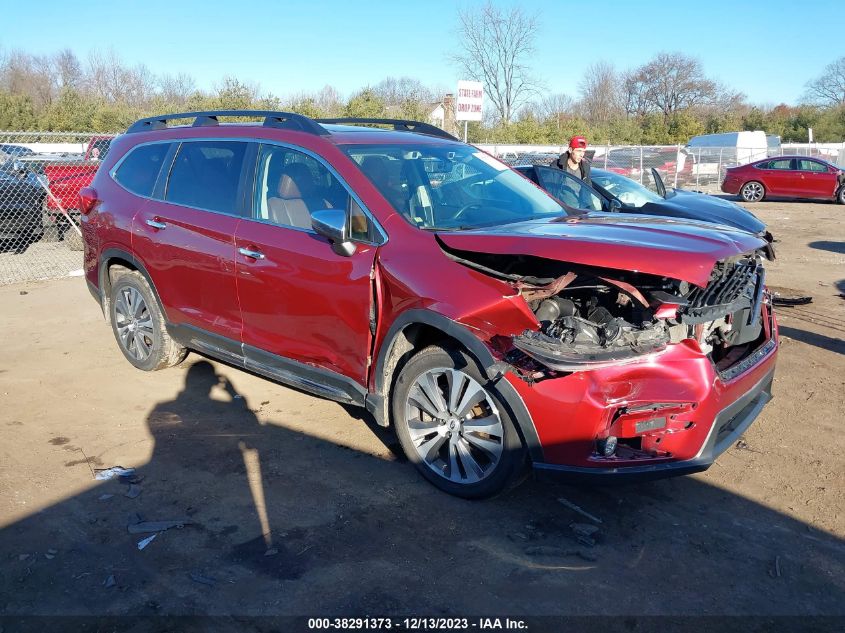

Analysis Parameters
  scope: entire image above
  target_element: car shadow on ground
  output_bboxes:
[808,241,845,255]
[1,358,844,619]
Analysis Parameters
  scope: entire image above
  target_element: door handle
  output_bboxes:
[238,247,265,260]
[146,219,166,230]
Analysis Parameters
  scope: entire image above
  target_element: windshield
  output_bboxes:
[343,144,565,230]
[592,170,664,208]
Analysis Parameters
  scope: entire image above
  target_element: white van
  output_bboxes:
[687,131,774,168]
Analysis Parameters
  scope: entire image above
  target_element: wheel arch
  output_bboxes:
[367,309,544,463]
[98,248,168,322]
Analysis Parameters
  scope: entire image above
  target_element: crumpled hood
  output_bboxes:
[649,189,766,234]
[437,213,767,288]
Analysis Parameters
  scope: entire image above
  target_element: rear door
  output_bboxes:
[132,140,250,349]
[756,158,795,196]
[796,158,837,199]
[234,142,382,386]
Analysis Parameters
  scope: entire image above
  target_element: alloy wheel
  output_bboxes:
[742,182,764,202]
[114,286,155,361]
[404,368,504,484]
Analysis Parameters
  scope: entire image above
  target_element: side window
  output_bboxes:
[768,159,793,170]
[165,141,247,214]
[113,143,171,198]
[537,168,602,211]
[254,144,374,240]
[798,159,827,172]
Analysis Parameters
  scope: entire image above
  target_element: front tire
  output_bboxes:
[740,181,765,202]
[391,345,526,499]
[109,271,187,371]
[837,185,845,205]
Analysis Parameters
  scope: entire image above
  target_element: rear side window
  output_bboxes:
[166,141,248,214]
[113,143,171,197]
[766,159,793,170]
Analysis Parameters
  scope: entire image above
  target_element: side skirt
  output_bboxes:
[168,324,367,407]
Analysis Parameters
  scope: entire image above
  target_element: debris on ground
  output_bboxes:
[523,545,597,562]
[94,466,136,481]
[771,295,813,306]
[769,556,783,578]
[137,534,157,550]
[127,519,193,534]
[189,571,216,586]
[570,523,600,538]
[103,575,116,588]
[19,290,28,295]
[264,548,278,557]
[558,497,603,524]
[18,554,29,561]
[124,484,142,499]
[98,494,114,501]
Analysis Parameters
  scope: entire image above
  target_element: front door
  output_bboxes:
[132,140,250,346]
[796,158,837,199]
[234,143,381,386]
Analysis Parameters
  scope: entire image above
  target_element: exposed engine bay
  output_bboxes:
[440,244,770,375]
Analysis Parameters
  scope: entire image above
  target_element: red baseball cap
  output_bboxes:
[569,135,587,149]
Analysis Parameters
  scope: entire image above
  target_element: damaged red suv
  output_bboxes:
[81,111,778,498]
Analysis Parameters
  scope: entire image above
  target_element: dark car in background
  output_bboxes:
[0,160,47,247]
[722,155,845,203]
[514,163,772,245]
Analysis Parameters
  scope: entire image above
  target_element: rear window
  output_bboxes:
[165,141,248,214]
[113,143,171,197]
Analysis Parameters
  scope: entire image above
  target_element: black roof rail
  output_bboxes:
[126,110,330,136]
[316,118,460,141]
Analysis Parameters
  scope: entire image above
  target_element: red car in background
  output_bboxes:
[722,155,845,203]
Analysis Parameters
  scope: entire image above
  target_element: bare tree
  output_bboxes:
[451,2,541,123]
[54,49,83,91]
[624,52,719,119]
[373,77,435,107]
[158,72,197,105]
[804,56,845,106]
[578,61,622,123]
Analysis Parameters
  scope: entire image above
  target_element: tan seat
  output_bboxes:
[267,163,330,229]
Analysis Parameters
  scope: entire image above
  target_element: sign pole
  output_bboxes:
[464,121,468,143]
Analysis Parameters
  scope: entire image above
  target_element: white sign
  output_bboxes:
[456,80,483,122]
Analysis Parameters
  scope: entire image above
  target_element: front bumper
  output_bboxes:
[506,309,778,482]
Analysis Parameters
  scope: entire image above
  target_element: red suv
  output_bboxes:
[82,111,778,498]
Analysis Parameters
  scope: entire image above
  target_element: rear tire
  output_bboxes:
[109,271,187,371]
[740,181,765,202]
[391,345,526,499]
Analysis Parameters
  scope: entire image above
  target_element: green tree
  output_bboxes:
[39,88,95,131]
[0,91,38,130]
[345,89,386,118]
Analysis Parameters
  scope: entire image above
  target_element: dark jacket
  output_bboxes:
[551,151,592,186]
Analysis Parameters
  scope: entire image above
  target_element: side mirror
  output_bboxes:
[12,160,27,175]
[609,199,622,212]
[311,209,357,257]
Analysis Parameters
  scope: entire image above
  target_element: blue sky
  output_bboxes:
[2,0,842,106]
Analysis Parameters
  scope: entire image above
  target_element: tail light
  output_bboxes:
[79,187,99,214]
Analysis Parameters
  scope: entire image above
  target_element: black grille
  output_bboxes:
[683,258,759,320]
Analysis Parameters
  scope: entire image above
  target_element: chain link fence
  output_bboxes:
[483,143,844,195]
[0,132,115,285]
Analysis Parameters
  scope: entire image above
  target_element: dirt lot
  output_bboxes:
[1,200,844,625]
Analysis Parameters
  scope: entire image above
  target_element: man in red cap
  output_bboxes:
[551,135,591,185]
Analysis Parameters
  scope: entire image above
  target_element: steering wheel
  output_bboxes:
[452,203,483,222]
